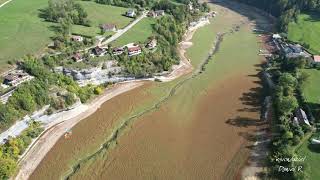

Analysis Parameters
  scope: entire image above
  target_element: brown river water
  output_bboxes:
[29,1,271,179]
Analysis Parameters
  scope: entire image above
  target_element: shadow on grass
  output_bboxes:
[308,143,320,153]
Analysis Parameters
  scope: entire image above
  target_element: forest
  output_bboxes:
[233,0,320,31]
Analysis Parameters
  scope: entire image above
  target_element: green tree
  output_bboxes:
[0,157,17,179]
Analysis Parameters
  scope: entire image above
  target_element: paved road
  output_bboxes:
[0,0,13,8]
[100,11,148,47]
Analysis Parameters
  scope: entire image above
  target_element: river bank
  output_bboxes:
[14,11,211,180]
[28,1,269,179]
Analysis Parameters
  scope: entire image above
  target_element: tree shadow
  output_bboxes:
[308,143,320,153]
[226,116,262,128]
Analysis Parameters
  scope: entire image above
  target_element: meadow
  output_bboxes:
[74,1,132,37]
[0,0,132,72]
[112,17,156,46]
[0,0,53,72]
[288,13,320,54]
[295,69,320,180]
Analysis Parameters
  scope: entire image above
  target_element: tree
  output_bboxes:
[0,157,16,179]
[94,87,103,95]
[278,96,299,115]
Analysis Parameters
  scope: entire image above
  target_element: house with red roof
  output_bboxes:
[313,55,320,63]
[128,46,141,56]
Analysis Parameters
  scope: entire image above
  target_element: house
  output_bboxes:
[113,47,124,56]
[188,2,193,11]
[284,44,309,58]
[72,53,83,62]
[100,24,117,32]
[146,39,157,49]
[272,34,281,40]
[91,46,106,56]
[3,70,33,86]
[128,46,141,56]
[294,108,311,126]
[126,10,136,18]
[71,35,83,42]
[313,55,320,63]
[148,11,156,17]
[155,10,165,16]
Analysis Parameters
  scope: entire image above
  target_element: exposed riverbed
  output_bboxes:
[29,1,271,180]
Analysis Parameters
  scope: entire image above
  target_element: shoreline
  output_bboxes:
[14,15,209,180]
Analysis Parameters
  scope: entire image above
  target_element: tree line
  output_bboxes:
[266,56,313,179]
[43,0,89,26]
[233,0,320,31]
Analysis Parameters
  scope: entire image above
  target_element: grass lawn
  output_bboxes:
[288,13,320,54]
[297,69,320,179]
[0,0,132,73]
[0,0,53,72]
[79,1,132,29]
[302,69,320,118]
[297,131,320,180]
[74,1,132,37]
[112,17,156,46]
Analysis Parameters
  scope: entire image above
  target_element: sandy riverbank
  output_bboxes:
[14,14,211,180]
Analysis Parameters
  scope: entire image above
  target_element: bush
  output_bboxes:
[292,135,301,145]
[93,87,103,95]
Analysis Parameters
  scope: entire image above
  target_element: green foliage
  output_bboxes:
[94,87,103,95]
[44,0,89,26]
[0,157,16,179]
[0,121,43,179]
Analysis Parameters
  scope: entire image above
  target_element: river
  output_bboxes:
[29,1,271,179]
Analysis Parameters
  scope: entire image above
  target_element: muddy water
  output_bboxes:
[30,2,270,180]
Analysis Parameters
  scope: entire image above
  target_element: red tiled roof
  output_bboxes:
[314,55,320,62]
[128,46,141,52]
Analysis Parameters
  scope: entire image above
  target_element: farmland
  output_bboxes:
[29,2,268,179]
[112,17,156,46]
[288,13,320,54]
[0,0,132,73]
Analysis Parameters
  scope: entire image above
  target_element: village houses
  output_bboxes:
[148,10,165,18]
[2,70,33,87]
[71,35,84,42]
[72,53,84,62]
[293,108,311,127]
[100,24,117,32]
[126,9,136,18]
[91,46,106,57]
[113,47,124,56]
[312,55,320,64]
[146,38,157,49]
[128,46,142,56]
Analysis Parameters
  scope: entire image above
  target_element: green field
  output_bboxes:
[74,1,132,37]
[302,69,320,118]
[302,69,320,104]
[0,0,53,72]
[297,131,320,180]
[297,69,320,179]
[288,13,320,54]
[0,0,132,73]
[112,17,156,46]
